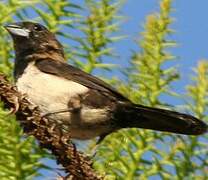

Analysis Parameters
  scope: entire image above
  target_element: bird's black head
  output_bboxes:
[4,21,63,57]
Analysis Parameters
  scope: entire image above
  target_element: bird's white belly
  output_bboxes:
[16,63,110,139]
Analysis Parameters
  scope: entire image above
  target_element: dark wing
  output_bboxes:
[35,59,129,101]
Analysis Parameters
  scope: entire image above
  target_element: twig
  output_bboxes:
[0,74,102,180]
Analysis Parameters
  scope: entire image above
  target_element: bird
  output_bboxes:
[4,21,207,142]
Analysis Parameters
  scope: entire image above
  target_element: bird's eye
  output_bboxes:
[33,24,44,31]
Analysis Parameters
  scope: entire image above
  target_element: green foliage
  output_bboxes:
[0,0,207,179]
[0,109,49,180]
[0,1,51,180]
[128,0,178,106]
[25,0,122,74]
[180,61,208,179]
[71,0,125,73]
[94,0,208,179]
[187,61,208,119]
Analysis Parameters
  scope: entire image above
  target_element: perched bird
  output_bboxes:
[4,21,207,141]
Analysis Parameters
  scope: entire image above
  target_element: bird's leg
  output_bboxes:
[96,134,107,145]
[42,96,82,117]
[89,134,108,158]
[67,96,82,113]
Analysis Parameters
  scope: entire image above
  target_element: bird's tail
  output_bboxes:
[116,103,207,135]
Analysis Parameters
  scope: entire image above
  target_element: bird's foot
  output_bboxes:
[7,96,19,115]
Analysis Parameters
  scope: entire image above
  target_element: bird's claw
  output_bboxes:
[7,97,20,115]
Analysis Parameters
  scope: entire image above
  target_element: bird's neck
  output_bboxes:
[14,46,65,80]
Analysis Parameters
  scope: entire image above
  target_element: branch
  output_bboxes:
[0,74,102,180]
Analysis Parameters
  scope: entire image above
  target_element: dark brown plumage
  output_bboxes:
[4,21,207,141]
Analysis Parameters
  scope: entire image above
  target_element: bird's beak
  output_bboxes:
[4,23,30,37]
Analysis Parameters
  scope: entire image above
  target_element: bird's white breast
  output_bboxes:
[16,62,89,113]
[16,62,111,139]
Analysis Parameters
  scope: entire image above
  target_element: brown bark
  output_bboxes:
[0,74,102,180]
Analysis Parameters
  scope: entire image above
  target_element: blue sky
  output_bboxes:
[111,0,208,104]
